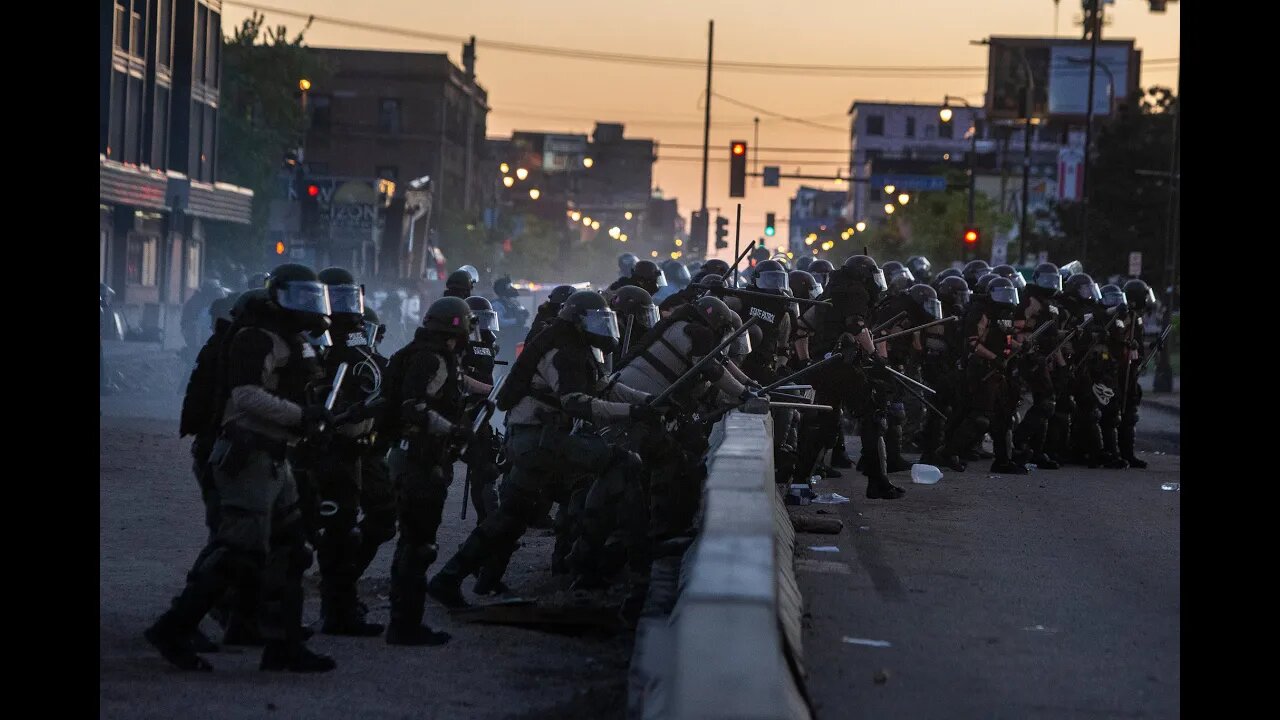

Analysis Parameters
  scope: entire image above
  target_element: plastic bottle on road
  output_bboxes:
[910,464,943,485]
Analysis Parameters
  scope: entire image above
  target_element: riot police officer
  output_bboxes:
[378,297,484,646]
[1117,279,1159,468]
[962,260,993,290]
[147,264,335,672]
[918,276,970,468]
[618,252,639,278]
[444,269,476,300]
[932,267,963,287]
[799,255,905,499]
[527,284,577,343]
[907,256,933,284]
[609,285,660,361]
[1012,263,1065,469]
[349,307,397,584]
[307,267,385,637]
[943,276,1026,474]
[426,291,653,607]
[807,259,834,289]
[609,259,668,296]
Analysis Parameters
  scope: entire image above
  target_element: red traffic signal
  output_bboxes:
[963,228,979,245]
[307,184,320,197]
[729,140,747,197]
[275,241,286,255]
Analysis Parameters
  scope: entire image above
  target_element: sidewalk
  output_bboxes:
[1138,374,1180,413]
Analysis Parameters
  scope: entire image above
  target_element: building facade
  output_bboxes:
[101,0,252,340]
[788,187,850,260]
[298,41,488,278]
[489,123,658,263]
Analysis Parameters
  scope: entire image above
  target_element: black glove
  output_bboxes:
[449,424,473,446]
[302,405,334,431]
[630,404,664,424]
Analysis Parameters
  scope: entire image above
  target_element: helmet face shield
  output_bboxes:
[990,286,1020,306]
[474,310,500,334]
[459,265,480,283]
[893,268,916,283]
[923,298,943,320]
[731,331,753,358]
[307,329,333,348]
[1079,282,1102,302]
[1101,289,1128,309]
[1036,273,1063,293]
[811,271,829,287]
[871,270,888,292]
[756,271,790,292]
[1008,273,1027,290]
[327,284,364,315]
[811,282,824,298]
[653,270,669,288]
[278,281,332,316]
[640,304,660,329]
[582,308,620,342]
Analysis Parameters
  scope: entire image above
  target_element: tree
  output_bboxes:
[1053,85,1177,283]
[865,167,1014,265]
[206,12,330,270]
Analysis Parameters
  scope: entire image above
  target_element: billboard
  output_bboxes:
[986,36,1141,121]
[542,134,588,173]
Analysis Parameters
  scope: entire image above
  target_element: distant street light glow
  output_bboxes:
[502,176,514,187]
[884,204,895,214]
[499,162,510,174]
[516,168,529,180]
[529,188,541,200]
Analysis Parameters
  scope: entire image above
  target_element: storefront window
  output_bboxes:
[126,234,158,286]
[186,242,201,290]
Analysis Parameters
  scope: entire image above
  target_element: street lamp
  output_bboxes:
[298,78,311,92]
[940,94,980,227]
[624,211,633,220]
[856,221,867,232]
[884,185,896,195]
[898,193,910,205]
[884,203,895,215]
[515,168,529,180]
[502,176,514,188]
[499,162,510,174]
[529,188,540,200]
[583,157,594,168]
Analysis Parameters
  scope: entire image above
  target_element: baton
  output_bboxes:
[316,362,348,433]
[647,316,759,408]
[689,283,832,307]
[871,311,908,335]
[875,316,958,345]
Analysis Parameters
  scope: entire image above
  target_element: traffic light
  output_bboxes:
[729,141,747,198]
[764,212,776,237]
[963,227,980,246]
[714,215,730,249]
[690,210,708,253]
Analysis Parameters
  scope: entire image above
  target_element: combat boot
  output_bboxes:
[829,441,854,469]
[862,434,906,500]
[1028,453,1060,470]
[424,574,470,610]
[188,628,219,653]
[990,460,1030,475]
[320,604,384,637]
[221,616,265,646]
[387,583,453,646]
[145,617,213,672]
[1119,424,1147,468]
[259,641,336,672]
[473,553,513,596]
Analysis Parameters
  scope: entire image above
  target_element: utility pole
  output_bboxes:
[753,116,760,181]
[1153,62,1180,393]
[1079,0,1102,265]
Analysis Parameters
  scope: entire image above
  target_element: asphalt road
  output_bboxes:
[795,402,1180,719]
[99,397,629,720]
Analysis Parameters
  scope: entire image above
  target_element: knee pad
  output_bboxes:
[1090,408,1103,423]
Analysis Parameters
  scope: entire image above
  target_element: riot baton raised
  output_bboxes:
[646,316,760,408]
[690,283,832,307]
[871,311,908,335]
[981,318,1057,381]
[875,315,958,345]
[620,315,635,357]
[316,362,349,433]
[1135,323,1174,375]
[877,364,937,394]
[729,239,756,287]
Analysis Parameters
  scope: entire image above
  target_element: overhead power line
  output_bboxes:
[224,2,1178,78]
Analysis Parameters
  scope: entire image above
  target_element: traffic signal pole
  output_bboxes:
[700,20,713,256]
[733,203,742,286]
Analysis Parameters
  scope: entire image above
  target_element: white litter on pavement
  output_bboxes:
[842,637,892,648]
[808,546,840,553]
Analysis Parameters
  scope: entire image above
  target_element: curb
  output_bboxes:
[629,409,812,720]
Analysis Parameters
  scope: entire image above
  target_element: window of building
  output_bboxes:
[376,166,399,182]
[125,75,144,164]
[151,86,169,168]
[201,105,215,181]
[379,98,401,134]
[866,115,884,136]
[108,71,126,159]
[115,3,128,52]
[156,0,171,66]
[905,117,916,138]
[925,124,936,139]
[186,242,201,290]
[194,5,208,84]
[126,235,158,286]
[130,7,144,58]
[189,102,202,175]
[939,120,954,139]
[864,149,883,162]
[207,10,220,86]
[310,94,331,131]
